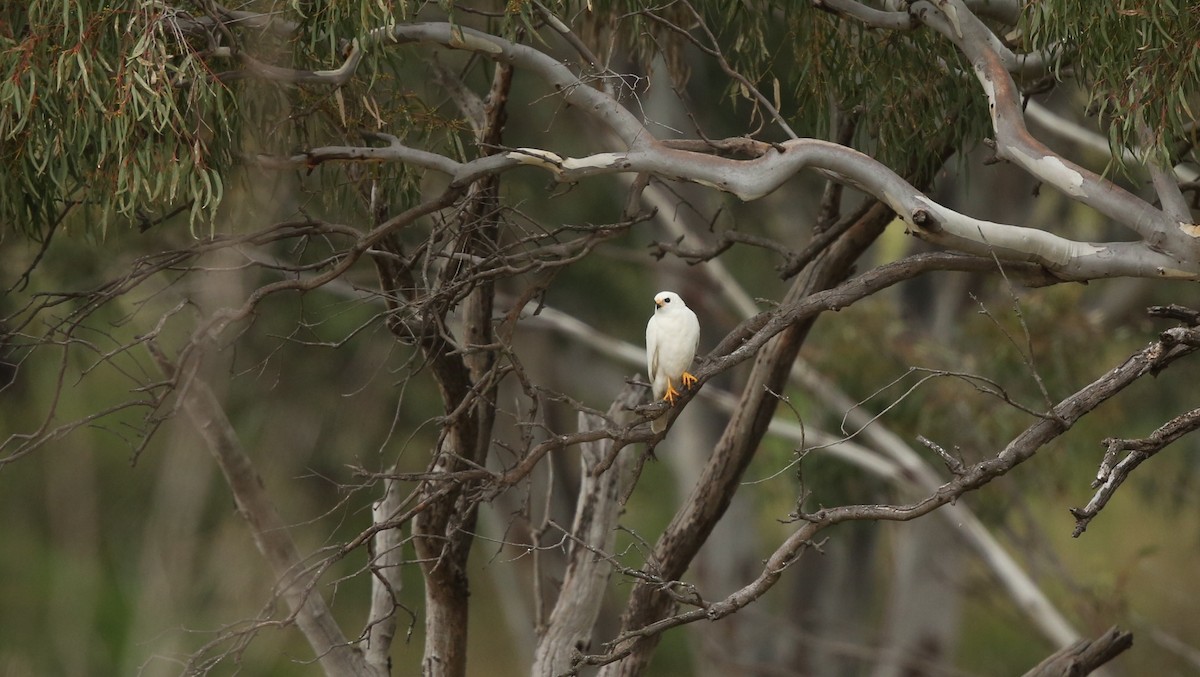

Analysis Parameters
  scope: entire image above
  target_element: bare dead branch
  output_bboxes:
[650,229,798,270]
[1071,403,1200,537]
[1021,626,1133,677]
[917,435,966,476]
[1148,304,1200,326]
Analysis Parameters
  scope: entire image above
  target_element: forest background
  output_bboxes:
[2,1,1199,676]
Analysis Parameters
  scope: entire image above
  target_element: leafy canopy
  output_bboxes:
[1,0,1196,236]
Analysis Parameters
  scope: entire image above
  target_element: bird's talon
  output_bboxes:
[681,371,698,388]
[663,381,681,405]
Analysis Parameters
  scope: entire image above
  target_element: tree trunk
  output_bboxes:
[533,386,641,675]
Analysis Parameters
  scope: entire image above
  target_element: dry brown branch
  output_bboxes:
[1071,403,1200,537]
[1021,626,1133,677]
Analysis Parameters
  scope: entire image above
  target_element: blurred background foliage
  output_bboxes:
[1022,0,1200,161]
[2,1,1200,676]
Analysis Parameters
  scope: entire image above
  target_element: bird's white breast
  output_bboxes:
[646,307,700,398]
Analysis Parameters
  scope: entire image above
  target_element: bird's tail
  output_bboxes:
[651,414,667,434]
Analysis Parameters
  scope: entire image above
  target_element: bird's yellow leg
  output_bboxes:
[662,379,682,405]
[681,371,698,388]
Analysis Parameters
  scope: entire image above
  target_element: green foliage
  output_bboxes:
[3,4,1200,675]
[0,2,235,234]
[582,0,990,178]
[0,1,429,236]
[736,3,989,178]
[13,0,1190,239]
[1022,0,1200,166]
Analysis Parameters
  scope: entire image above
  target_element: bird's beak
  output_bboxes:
[654,300,663,309]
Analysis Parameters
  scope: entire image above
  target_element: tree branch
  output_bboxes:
[364,479,406,671]
[916,0,1198,256]
[1138,120,1194,225]
[149,343,379,677]
[1071,403,1200,537]
[238,20,1200,280]
[208,39,364,85]
[576,313,1200,672]
[1021,626,1134,677]
[533,385,641,675]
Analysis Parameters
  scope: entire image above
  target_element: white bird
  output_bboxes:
[645,290,701,433]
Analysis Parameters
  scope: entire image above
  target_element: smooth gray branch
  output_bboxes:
[918,0,1200,256]
[365,480,407,670]
[534,387,641,676]
[244,20,1200,281]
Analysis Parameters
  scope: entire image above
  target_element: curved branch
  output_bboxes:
[914,0,1199,255]
[257,134,1200,281]
[244,20,1200,280]
[820,0,1052,73]
[815,0,917,29]
[817,1,1198,260]
[210,39,364,85]
[370,22,652,148]
[1025,100,1140,165]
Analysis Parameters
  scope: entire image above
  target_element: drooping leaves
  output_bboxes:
[1022,0,1200,167]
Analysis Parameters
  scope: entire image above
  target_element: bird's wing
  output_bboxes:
[687,310,700,356]
[646,316,660,381]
